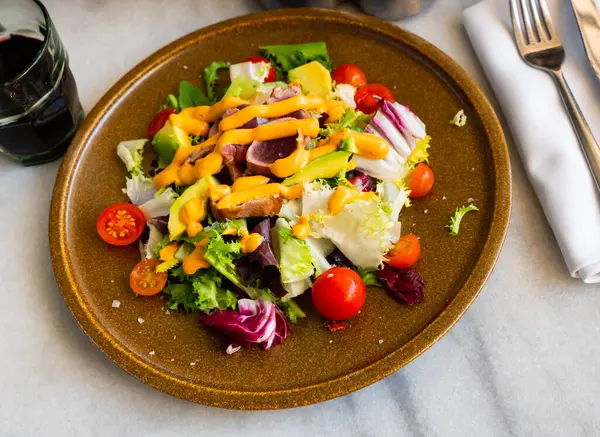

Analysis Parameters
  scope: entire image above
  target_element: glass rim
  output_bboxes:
[1,0,52,88]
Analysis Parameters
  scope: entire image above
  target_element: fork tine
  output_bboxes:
[538,0,558,40]
[510,0,527,49]
[528,0,548,41]
[519,0,538,44]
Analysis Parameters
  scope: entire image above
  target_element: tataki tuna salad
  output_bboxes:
[96,42,436,354]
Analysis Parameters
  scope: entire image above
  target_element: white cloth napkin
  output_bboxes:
[463,0,600,283]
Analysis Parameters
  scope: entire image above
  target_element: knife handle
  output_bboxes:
[551,69,600,190]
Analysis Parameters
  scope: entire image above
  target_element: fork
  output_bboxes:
[510,0,600,189]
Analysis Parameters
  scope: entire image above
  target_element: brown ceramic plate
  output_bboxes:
[49,9,510,409]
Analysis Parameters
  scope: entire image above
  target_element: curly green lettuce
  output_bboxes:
[447,204,479,236]
[203,61,229,103]
[260,42,332,75]
[192,268,238,312]
[203,233,264,299]
[277,300,307,324]
[357,267,382,287]
[319,108,370,138]
[405,135,431,170]
[164,268,238,313]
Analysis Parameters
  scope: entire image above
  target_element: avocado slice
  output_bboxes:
[282,151,351,186]
[168,176,216,240]
[288,61,332,97]
[152,120,191,168]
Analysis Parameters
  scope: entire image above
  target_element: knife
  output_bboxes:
[569,0,600,80]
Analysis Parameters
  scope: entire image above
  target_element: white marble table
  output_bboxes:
[1,0,599,435]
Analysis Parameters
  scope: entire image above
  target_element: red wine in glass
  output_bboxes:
[0,0,83,166]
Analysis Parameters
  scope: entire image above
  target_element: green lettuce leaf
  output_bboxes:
[311,198,401,268]
[273,218,314,284]
[178,80,209,109]
[203,233,262,299]
[405,135,431,170]
[277,300,307,324]
[192,268,238,311]
[165,268,239,313]
[153,235,171,259]
[203,61,229,103]
[260,42,331,74]
[160,93,179,112]
[319,108,370,137]
[357,267,382,287]
[163,283,197,312]
[116,139,147,175]
[447,204,479,237]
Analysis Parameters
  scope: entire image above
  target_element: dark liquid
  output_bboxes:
[0,35,82,165]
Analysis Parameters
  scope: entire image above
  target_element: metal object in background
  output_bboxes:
[258,0,341,9]
[510,0,600,191]
[357,0,435,20]
[258,0,436,20]
[569,0,600,81]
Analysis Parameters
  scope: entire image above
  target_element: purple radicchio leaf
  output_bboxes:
[326,249,354,268]
[201,297,290,352]
[376,265,425,306]
[348,171,375,192]
[249,219,278,268]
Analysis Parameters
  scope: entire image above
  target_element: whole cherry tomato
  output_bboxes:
[331,64,367,88]
[312,267,366,321]
[409,163,435,198]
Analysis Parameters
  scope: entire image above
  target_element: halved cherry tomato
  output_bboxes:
[331,64,367,88]
[312,267,366,321]
[147,108,176,137]
[354,83,395,114]
[130,258,168,296]
[409,163,435,198]
[386,234,421,269]
[244,56,276,83]
[96,203,146,246]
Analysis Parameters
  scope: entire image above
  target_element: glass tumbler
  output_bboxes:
[0,0,83,166]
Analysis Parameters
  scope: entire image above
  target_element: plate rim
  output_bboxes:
[49,8,511,410]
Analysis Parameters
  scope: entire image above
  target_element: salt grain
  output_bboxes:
[329,340,333,344]
[111,300,121,308]
[190,362,196,366]
[110,279,115,283]
[424,209,428,214]
[378,339,384,344]
[183,65,188,70]
[165,310,170,315]
[442,196,447,200]
[170,358,175,362]
[149,351,155,356]
[137,317,145,324]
